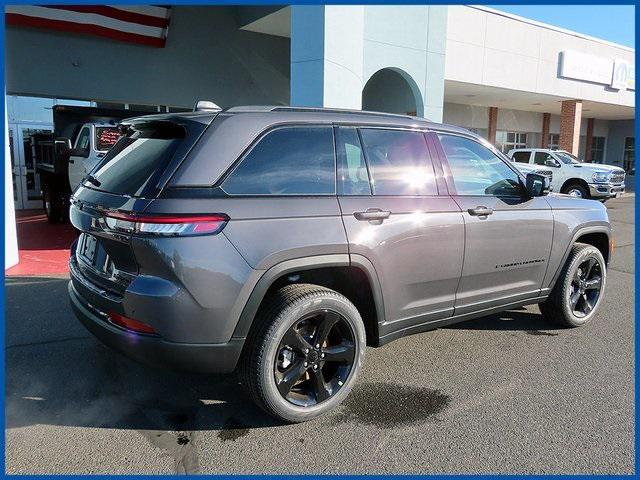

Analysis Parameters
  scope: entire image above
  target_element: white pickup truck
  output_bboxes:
[36,105,148,223]
[67,122,122,190]
[507,148,625,200]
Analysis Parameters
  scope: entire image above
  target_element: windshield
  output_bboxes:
[86,121,185,198]
[555,152,582,165]
[95,127,122,152]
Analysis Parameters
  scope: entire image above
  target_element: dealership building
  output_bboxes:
[4,5,636,268]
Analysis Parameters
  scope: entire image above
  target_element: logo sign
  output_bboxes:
[559,50,635,91]
[611,58,635,90]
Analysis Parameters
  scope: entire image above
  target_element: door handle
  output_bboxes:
[467,206,494,217]
[354,209,391,222]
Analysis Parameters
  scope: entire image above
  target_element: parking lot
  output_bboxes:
[5,195,635,474]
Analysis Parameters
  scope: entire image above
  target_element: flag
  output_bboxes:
[6,5,171,48]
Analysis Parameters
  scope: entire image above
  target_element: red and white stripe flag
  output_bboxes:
[5,5,171,48]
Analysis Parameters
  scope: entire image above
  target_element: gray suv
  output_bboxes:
[68,106,611,422]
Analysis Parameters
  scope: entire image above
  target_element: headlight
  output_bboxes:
[592,172,610,183]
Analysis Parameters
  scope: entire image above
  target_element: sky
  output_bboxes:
[486,5,635,48]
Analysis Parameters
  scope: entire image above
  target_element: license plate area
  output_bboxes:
[78,234,97,263]
[77,234,109,273]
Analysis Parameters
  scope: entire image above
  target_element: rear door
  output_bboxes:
[336,126,464,336]
[208,125,348,270]
[434,133,553,314]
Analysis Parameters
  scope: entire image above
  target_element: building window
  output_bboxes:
[623,137,635,172]
[468,128,488,139]
[497,131,527,153]
[590,137,605,163]
[548,134,559,150]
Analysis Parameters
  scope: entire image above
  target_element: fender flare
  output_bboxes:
[560,177,590,194]
[546,224,610,291]
[231,253,386,341]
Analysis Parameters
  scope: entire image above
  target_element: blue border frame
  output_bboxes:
[1,1,637,477]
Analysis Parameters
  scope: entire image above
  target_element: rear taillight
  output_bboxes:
[103,212,228,237]
[108,311,157,335]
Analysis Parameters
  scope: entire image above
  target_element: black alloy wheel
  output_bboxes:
[274,309,355,407]
[569,257,603,318]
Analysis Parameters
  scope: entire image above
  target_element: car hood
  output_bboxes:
[571,164,625,174]
[513,163,551,174]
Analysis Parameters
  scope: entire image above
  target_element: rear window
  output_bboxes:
[511,151,531,163]
[87,121,185,198]
[221,126,335,195]
[95,127,122,151]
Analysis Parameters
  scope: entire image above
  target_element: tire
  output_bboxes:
[239,283,366,423]
[539,243,606,327]
[42,184,61,223]
[562,182,590,199]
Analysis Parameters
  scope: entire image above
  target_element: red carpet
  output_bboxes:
[5,210,78,276]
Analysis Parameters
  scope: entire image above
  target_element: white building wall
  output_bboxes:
[291,5,448,122]
[445,6,634,108]
[291,6,365,110]
[362,6,447,120]
[496,109,543,133]
[443,103,488,129]
[5,102,19,270]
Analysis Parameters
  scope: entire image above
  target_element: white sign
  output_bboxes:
[559,50,635,91]
[611,58,635,90]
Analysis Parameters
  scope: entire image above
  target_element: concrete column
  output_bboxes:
[290,6,364,109]
[559,100,582,155]
[487,106,498,145]
[585,117,595,162]
[5,99,19,269]
[541,113,551,148]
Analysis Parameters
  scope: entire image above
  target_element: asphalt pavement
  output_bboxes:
[5,195,635,474]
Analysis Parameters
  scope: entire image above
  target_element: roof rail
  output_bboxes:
[271,106,415,119]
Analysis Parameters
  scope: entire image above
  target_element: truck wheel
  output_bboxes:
[240,283,366,423]
[562,183,589,199]
[539,243,606,327]
[42,185,61,223]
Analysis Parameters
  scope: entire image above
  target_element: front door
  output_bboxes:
[9,123,53,209]
[435,133,553,314]
[68,126,91,190]
[335,126,464,337]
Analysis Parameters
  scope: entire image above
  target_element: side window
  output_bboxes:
[75,127,91,151]
[221,126,335,195]
[511,151,531,163]
[533,151,555,166]
[359,128,437,196]
[336,127,371,195]
[438,134,523,197]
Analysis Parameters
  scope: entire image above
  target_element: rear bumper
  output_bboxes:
[68,281,244,374]
[589,183,625,198]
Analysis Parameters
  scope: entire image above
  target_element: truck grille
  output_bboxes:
[610,172,625,184]
[536,170,553,181]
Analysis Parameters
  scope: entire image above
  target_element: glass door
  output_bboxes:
[10,123,53,210]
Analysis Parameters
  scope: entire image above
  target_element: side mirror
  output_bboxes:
[54,138,71,156]
[545,159,560,168]
[68,147,89,158]
[525,173,550,197]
